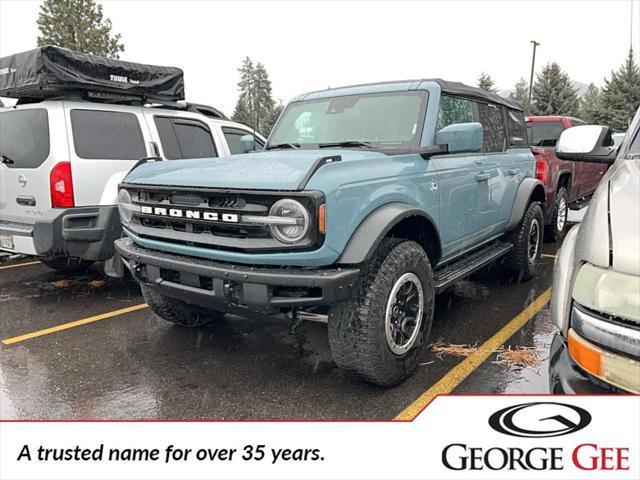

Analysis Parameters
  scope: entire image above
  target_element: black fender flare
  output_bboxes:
[506,178,546,231]
[337,202,440,265]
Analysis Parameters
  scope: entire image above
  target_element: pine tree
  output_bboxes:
[578,83,604,124]
[510,78,529,111]
[599,49,640,131]
[37,0,124,58]
[231,57,277,136]
[530,63,579,116]
[478,72,497,93]
[263,101,284,137]
[252,62,275,134]
[232,57,254,127]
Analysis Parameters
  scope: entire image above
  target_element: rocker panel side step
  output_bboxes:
[433,241,513,293]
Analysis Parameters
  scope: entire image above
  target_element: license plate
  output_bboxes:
[0,235,14,250]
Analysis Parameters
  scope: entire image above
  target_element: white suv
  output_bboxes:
[0,98,265,273]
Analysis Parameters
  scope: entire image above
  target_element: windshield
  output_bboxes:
[268,91,428,149]
[630,129,639,155]
[527,121,565,147]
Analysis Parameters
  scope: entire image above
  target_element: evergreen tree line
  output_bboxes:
[477,49,640,132]
[29,0,640,135]
[231,57,283,137]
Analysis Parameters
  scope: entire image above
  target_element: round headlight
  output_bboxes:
[269,199,309,243]
[118,189,133,225]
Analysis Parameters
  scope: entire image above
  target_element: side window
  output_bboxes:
[222,127,263,154]
[507,109,528,147]
[436,95,475,131]
[154,117,181,159]
[571,119,585,127]
[476,103,507,153]
[154,116,218,160]
[70,110,146,160]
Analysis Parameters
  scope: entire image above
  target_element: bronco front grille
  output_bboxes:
[122,184,324,253]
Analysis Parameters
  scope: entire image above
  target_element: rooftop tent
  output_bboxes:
[0,46,184,102]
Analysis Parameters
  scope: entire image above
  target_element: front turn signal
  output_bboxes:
[568,328,640,393]
[318,204,326,234]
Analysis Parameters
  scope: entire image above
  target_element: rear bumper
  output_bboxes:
[548,331,612,394]
[115,237,360,315]
[0,206,121,261]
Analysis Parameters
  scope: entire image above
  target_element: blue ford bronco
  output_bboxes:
[115,79,545,386]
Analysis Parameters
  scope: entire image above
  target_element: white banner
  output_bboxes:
[1,395,638,480]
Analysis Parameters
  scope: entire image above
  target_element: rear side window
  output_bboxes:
[477,103,507,152]
[71,110,146,160]
[527,121,565,147]
[507,109,528,147]
[154,116,217,160]
[0,109,50,168]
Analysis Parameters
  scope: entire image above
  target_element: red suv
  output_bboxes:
[526,116,608,241]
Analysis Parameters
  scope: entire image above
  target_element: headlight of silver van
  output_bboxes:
[572,263,640,322]
[268,198,310,243]
[118,188,135,226]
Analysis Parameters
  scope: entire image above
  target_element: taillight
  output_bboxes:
[50,162,75,208]
[535,156,548,184]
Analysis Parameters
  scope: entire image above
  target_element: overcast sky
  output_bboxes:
[1,0,639,115]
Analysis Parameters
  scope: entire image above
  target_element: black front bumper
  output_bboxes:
[115,237,360,315]
[549,331,611,394]
[0,206,121,261]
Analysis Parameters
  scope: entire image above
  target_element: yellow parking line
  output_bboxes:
[0,260,41,271]
[541,254,556,258]
[2,303,148,345]
[395,288,552,421]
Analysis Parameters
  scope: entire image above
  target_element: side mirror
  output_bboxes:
[556,125,618,164]
[239,134,256,153]
[436,122,483,154]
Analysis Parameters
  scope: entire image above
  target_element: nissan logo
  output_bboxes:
[488,402,592,438]
[17,174,27,188]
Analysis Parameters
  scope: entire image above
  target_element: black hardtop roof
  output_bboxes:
[430,78,523,111]
[298,78,523,112]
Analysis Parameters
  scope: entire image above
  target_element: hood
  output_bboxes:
[124,149,387,191]
[576,159,640,276]
[609,159,640,276]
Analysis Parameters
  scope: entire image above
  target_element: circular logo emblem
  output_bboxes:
[488,402,592,438]
[17,174,27,188]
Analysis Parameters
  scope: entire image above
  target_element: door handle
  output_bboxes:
[476,172,491,182]
[507,168,520,176]
[16,196,36,206]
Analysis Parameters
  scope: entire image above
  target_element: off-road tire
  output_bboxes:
[328,239,435,387]
[141,285,223,327]
[41,256,93,272]
[545,187,569,242]
[500,202,544,281]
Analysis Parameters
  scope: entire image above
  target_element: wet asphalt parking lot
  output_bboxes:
[0,241,561,420]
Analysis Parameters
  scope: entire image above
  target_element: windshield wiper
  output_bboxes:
[265,143,300,150]
[0,154,15,165]
[317,140,373,149]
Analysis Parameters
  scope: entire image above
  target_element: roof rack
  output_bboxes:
[147,101,229,120]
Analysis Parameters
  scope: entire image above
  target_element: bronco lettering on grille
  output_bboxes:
[139,205,239,223]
